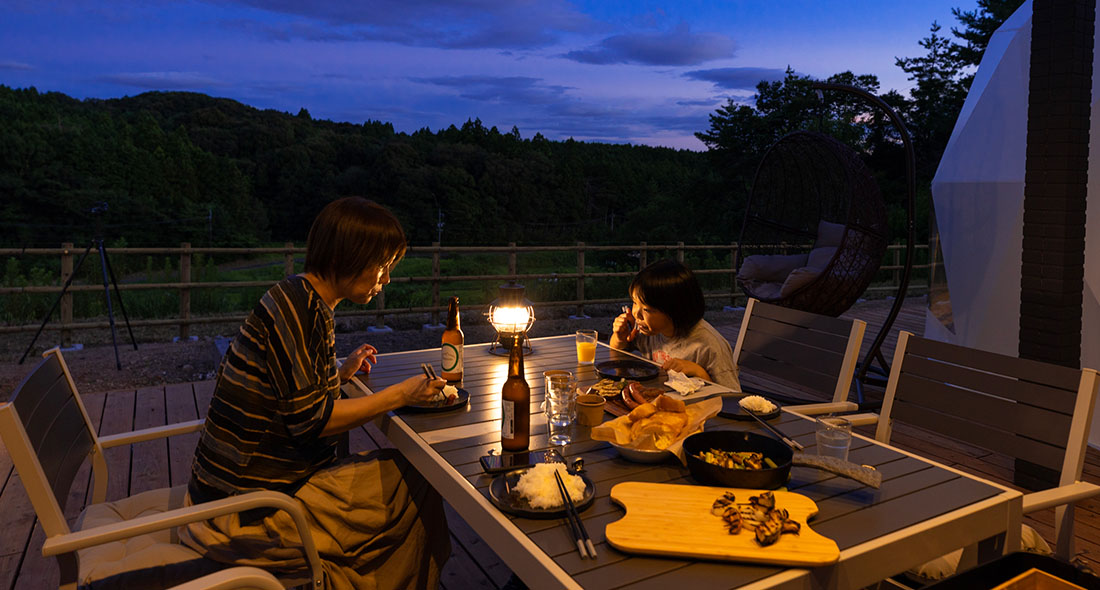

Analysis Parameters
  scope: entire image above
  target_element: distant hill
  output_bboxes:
[0,86,732,247]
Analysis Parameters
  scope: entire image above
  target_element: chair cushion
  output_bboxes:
[816,220,846,248]
[740,279,783,301]
[738,253,808,283]
[779,266,822,298]
[904,524,1052,582]
[807,246,838,269]
[76,485,220,589]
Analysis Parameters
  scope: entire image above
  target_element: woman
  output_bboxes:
[182,197,450,590]
[610,258,741,390]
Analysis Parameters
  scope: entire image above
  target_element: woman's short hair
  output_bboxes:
[629,259,705,338]
[304,197,407,284]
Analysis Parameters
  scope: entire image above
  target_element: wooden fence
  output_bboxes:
[0,242,930,344]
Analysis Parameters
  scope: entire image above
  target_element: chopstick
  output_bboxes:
[746,409,805,451]
[553,469,597,559]
[420,363,438,380]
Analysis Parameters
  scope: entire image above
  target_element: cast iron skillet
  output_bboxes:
[683,430,793,489]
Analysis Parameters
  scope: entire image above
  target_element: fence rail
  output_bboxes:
[0,242,930,342]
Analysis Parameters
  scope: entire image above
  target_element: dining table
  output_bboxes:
[345,334,1023,589]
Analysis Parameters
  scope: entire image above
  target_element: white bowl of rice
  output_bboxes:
[513,463,587,509]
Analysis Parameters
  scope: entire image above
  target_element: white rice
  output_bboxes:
[739,395,777,413]
[443,384,458,397]
[514,463,586,509]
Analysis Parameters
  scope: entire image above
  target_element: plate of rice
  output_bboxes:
[400,385,470,413]
[488,462,595,519]
[718,394,781,421]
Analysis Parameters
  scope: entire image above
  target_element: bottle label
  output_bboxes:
[441,343,463,373]
[501,400,515,439]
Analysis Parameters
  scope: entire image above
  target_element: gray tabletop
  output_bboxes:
[353,334,1021,590]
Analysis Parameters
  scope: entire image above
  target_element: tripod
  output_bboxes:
[20,235,138,369]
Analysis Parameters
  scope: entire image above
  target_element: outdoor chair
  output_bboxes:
[0,348,324,590]
[853,331,1100,582]
[731,297,867,413]
[168,567,284,590]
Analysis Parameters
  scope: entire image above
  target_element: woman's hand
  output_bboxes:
[661,358,709,381]
[395,374,447,406]
[339,343,378,381]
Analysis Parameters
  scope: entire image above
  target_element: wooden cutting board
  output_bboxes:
[605,482,840,566]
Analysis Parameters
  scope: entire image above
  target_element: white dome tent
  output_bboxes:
[929,0,1100,444]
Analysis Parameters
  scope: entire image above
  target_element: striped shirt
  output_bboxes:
[188,275,339,503]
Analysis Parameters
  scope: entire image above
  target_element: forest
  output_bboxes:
[0,1,1018,252]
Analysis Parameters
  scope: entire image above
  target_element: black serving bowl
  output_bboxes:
[683,430,793,489]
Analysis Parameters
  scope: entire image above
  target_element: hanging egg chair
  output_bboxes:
[735,130,888,317]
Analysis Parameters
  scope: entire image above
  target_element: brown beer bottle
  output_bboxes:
[440,296,463,382]
[501,338,530,451]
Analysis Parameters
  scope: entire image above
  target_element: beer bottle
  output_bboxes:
[441,296,463,382]
[501,338,530,451]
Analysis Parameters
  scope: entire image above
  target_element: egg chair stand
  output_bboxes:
[814,83,916,405]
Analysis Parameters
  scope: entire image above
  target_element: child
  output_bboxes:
[610,259,741,391]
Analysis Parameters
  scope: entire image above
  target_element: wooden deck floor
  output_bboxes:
[2,296,1099,589]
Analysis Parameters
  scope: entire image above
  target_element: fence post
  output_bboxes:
[284,241,295,277]
[639,242,647,270]
[730,242,738,307]
[575,242,586,318]
[676,242,685,263]
[374,289,387,329]
[61,242,73,347]
[892,242,900,287]
[179,242,191,340]
[508,242,517,279]
[431,242,441,326]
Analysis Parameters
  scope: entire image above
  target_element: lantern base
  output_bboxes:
[486,333,533,356]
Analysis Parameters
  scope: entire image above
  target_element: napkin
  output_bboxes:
[665,370,706,395]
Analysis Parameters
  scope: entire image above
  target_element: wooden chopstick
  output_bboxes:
[747,409,805,451]
[420,363,438,380]
[554,469,597,559]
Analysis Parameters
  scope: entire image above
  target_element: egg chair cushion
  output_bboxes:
[816,220,846,248]
[779,266,823,298]
[807,246,838,269]
[737,253,808,283]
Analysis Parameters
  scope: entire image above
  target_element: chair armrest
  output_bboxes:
[99,419,205,448]
[1023,481,1100,513]
[41,490,324,589]
[843,413,881,427]
[785,402,859,416]
[167,567,285,590]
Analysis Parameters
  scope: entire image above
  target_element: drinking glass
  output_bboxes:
[815,416,852,461]
[575,330,598,365]
[544,370,577,445]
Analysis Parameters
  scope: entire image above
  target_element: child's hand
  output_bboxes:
[613,307,638,342]
[661,358,708,381]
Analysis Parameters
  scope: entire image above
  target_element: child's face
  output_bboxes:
[630,292,675,338]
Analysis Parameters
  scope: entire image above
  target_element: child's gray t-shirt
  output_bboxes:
[634,319,741,390]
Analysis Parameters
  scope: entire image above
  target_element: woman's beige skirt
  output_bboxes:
[180,449,450,590]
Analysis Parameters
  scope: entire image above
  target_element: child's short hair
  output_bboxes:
[629,259,705,338]
[304,197,407,284]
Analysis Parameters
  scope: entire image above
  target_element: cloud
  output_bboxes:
[212,0,597,50]
[0,60,34,71]
[97,71,224,89]
[563,23,734,66]
[683,67,788,90]
[413,75,571,105]
[676,98,719,107]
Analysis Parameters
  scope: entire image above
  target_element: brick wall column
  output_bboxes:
[1018,0,1093,488]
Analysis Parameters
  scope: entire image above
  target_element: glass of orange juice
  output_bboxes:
[575,329,597,365]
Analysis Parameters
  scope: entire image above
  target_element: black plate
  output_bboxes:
[488,467,596,519]
[595,360,660,381]
[718,395,781,421]
[400,388,470,413]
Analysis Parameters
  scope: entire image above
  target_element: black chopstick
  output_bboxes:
[554,469,597,559]
[747,409,805,451]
